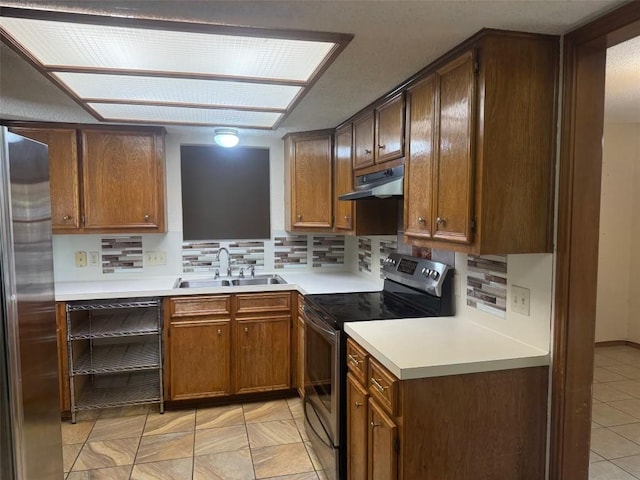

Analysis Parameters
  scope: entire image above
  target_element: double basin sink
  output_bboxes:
[175,274,286,289]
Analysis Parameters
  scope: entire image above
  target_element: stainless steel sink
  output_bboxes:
[175,274,285,288]
[231,275,286,286]
[176,279,231,288]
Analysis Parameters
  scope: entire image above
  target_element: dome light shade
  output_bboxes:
[214,128,239,148]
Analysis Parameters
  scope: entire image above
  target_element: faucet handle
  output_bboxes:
[214,269,220,279]
[249,265,255,278]
[239,267,245,278]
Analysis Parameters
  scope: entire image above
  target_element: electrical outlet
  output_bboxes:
[511,285,531,316]
[88,251,100,267]
[75,251,87,267]
[143,251,167,266]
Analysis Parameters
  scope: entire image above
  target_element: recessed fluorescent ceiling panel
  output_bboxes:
[0,9,352,129]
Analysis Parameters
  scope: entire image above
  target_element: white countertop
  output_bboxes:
[344,317,549,380]
[54,271,382,301]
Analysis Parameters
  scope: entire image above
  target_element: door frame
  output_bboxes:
[550,2,640,478]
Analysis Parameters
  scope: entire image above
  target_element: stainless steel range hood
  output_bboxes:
[338,165,403,200]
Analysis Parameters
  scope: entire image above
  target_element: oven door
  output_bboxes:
[303,304,340,445]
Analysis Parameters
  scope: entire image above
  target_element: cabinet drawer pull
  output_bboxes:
[244,327,249,333]
[355,401,363,408]
[370,421,379,428]
[371,377,387,393]
[436,217,446,225]
[217,328,222,335]
[144,214,151,222]
[378,144,386,150]
[348,354,361,366]
[344,215,350,221]
[62,215,72,221]
[417,217,425,224]
[364,149,372,154]
[297,214,302,221]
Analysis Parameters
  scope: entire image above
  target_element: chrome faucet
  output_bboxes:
[216,247,232,277]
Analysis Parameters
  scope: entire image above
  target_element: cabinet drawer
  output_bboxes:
[169,296,231,317]
[236,292,292,316]
[346,338,369,385]
[368,357,399,416]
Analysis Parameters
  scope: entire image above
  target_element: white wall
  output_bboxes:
[454,253,554,351]
[52,130,286,282]
[595,123,640,342]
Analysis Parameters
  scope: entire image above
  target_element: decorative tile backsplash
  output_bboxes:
[101,236,143,274]
[466,255,508,318]
[358,237,373,273]
[312,236,345,267]
[181,240,265,273]
[274,234,308,269]
[379,238,398,278]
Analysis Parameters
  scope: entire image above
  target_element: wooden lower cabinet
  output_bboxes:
[165,292,294,401]
[235,316,290,394]
[168,319,231,399]
[346,373,369,480]
[345,338,548,479]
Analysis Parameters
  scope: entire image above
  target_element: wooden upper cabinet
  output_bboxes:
[353,112,375,169]
[81,129,165,231]
[284,131,333,232]
[432,51,475,245]
[404,75,436,241]
[9,127,80,232]
[353,94,405,171]
[375,94,405,164]
[403,32,557,254]
[334,125,355,231]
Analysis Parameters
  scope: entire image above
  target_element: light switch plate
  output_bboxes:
[75,251,87,267]
[144,251,167,266]
[88,251,100,267]
[511,285,531,316]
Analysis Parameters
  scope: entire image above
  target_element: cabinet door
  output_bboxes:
[353,112,375,169]
[368,398,398,480]
[347,373,369,480]
[235,316,291,394]
[404,75,437,241]
[10,127,80,231]
[433,51,476,244]
[334,125,355,231]
[81,130,164,230]
[168,319,231,399]
[375,94,405,164]
[291,136,333,228]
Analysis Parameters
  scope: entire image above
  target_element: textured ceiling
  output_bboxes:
[606,36,640,123]
[0,0,634,135]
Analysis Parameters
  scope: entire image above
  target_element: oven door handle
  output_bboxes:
[303,306,337,339]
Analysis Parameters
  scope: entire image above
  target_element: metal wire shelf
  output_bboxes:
[67,297,161,312]
[74,371,161,410]
[69,309,159,339]
[72,341,160,375]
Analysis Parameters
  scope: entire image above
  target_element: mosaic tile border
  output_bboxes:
[312,236,345,268]
[101,236,143,274]
[358,237,372,273]
[379,238,398,278]
[274,235,308,269]
[466,255,507,318]
[182,240,265,273]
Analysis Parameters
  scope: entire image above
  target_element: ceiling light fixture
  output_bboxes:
[214,128,239,148]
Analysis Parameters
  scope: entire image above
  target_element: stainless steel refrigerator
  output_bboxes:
[0,127,63,479]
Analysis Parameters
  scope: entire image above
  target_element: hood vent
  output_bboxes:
[339,165,403,201]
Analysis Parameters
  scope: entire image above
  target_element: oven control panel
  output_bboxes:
[382,253,452,297]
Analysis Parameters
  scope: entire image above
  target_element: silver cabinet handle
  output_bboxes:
[144,214,151,221]
[217,329,222,335]
[355,401,363,408]
[296,214,302,220]
[244,327,249,333]
[364,149,372,154]
[370,421,379,428]
[436,217,446,225]
[378,144,386,150]
[371,377,387,393]
[62,215,71,221]
[417,217,426,224]
[344,215,350,221]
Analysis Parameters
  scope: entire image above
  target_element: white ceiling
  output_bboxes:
[0,0,636,135]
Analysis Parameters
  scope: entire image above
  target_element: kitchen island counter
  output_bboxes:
[345,317,549,380]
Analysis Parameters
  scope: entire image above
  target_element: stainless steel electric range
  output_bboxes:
[302,253,454,480]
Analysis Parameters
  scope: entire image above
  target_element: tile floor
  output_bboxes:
[61,397,325,480]
[590,345,640,479]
